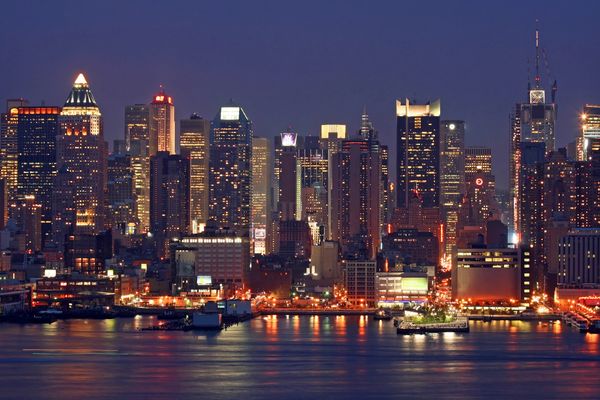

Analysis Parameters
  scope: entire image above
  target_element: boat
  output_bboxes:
[373,309,392,321]
[397,317,470,335]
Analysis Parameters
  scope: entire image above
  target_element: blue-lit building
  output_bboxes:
[208,105,253,235]
[16,106,60,246]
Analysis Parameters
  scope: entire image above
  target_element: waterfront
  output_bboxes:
[1,316,599,400]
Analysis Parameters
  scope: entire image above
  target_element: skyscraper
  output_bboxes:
[53,73,107,247]
[330,139,381,259]
[149,88,175,155]
[580,104,600,161]
[1,99,28,210]
[107,148,136,236]
[180,114,210,231]
[276,132,300,221]
[208,105,253,235]
[251,136,271,255]
[396,99,441,208]
[510,27,557,234]
[150,152,190,258]
[440,120,465,257]
[16,106,60,246]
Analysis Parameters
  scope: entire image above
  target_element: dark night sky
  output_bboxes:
[1,0,600,189]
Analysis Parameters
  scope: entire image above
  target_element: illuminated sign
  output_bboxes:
[400,277,428,293]
[475,177,484,187]
[254,228,266,239]
[197,275,212,286]
[449,123,456,130]
[43,269,57,278]
[220,107,240,120]
[281,132,297,147]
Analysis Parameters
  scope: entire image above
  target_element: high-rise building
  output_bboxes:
[1,99,28,210]
[107,149,136,236]
[251,137,271,255]
[558,229,600,288]
[276,132,300,221]
[330,139,381,259]
[15,106,60,246]
[208,105,253,235]
[440,120,465,257]
[53,73,108,248]
[580,104,600,161]
[518,141,546,291]
[150,152,190,258]
[344,259,376,307]
[180,114,210,232]
[125,104,151,233]
[510,28,557,234]
[14,195,42,253]
[149,88,175,155]
[396,99,441,208]
[320,124,346,155]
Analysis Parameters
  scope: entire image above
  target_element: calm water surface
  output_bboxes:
[0,315,599,399]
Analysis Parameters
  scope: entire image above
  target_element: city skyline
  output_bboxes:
[2,1,600,189]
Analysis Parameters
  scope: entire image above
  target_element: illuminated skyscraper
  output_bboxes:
[251,136,271,255]
[107,148,136,236]
[1,99,28,209]
[320,124,346,155]
[580,104,600,161]
[53,73,108,248]
[208,105,253,235]
[510,27,557,234]
[149,88,176,155]
[330,139,381,259]
[396,99,441,208]
[276,132,300,221]
[150,152,190,258]
[180,114,210,231]
[125,104,151,233]
[15,106,60,246]
[440,120,465,257]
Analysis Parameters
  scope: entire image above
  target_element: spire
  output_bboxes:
[359,105,376,140]
[74,73,88,86]
[534,20,541,89]
[63,72,98,108]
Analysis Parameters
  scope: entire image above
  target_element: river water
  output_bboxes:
[0,315,599,399]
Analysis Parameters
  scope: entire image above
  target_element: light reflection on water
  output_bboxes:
[0,317,599,400]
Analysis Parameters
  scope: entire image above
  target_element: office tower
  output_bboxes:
[15,106,60,246]
[558,229,600,287]
[580,104,600,161]
[180,114,210,231]
[276,132,300,221]
[149,88,176,155]
[297,139,328,242]
[107,150,136,236]
[125,104,151,233]
[381,228,439,266]
[320,124,346,155]
[53,73,108,248]
[14,195,42,253]
[465,147,493,182]
[440,120,465,257]
[381,144,390,224]
[1,99,28,209]
[150,152,190,258]
[510,28,557,233]
[208,105,253,235]
[279,220,312,259]
[518,141,545,291]
[251,137,271,255]
[572,161,593,228]
[396,99,441,208]
[330,139,381,259]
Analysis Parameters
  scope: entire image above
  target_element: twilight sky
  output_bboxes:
[1,0,600,189]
